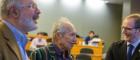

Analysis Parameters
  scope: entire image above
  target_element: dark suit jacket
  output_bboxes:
[105,40,140,60]
[0,20,22,60]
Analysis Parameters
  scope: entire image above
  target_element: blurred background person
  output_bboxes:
[30,32,48,50]
[88,35,103,46]
[85,31,96,45]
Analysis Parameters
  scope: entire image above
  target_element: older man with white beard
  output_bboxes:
[0,0,40,60]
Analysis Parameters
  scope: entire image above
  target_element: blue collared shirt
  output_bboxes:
[3,20,28,60]
[127,38,140,55]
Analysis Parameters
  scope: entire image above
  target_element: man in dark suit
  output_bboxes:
[105,14,140,60]
[0,0,40,60]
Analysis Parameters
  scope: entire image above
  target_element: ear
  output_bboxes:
[57,32,63,38]
[8,6,20,18]
[55,32,61,39]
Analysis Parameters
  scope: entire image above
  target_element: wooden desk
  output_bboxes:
[71,45,103,60]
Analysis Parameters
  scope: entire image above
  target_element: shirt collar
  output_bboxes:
[127,38,140,48]
[2,20,27,46]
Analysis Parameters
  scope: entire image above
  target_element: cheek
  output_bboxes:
[61,38,67,44]
[22,10,34,17]
[66,36,72,42]
[130,30,136,35]
[124,30,131,36]
[132,31,137,37]
[63,37,71,45]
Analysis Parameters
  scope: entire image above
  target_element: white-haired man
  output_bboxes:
[0,0,40,60]
[31,17,77,60]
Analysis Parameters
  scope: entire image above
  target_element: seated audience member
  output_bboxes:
[88,35,103,46]
[30,32,48,50]
[85,31,96,45]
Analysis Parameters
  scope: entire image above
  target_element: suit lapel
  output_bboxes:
[0,21,22,60]
[121,41,127,60]
[132,43,140,60]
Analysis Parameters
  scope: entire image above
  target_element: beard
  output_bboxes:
[18,15,37,32]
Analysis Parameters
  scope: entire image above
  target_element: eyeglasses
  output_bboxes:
[121,27,135,30]
[16,3,37,9]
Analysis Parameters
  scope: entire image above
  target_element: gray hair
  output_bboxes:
[51,17,76,40]
[0,0,20,19]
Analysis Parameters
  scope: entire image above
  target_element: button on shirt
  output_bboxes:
[3,20,28,60]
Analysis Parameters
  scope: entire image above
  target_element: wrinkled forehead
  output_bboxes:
[64,23,76,33]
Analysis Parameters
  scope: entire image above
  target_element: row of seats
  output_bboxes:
[75,48,93,60]
[26,34,103,60]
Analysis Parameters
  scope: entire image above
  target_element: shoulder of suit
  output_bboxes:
[112,40,126,46]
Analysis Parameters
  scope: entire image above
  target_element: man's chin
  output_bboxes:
[124,38,131,42]
[123,36,129,40]
[28,26,37,32]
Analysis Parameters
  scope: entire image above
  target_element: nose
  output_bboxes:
[36,7,41,15]
[72,36,77,44]
[122,28,129,35]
